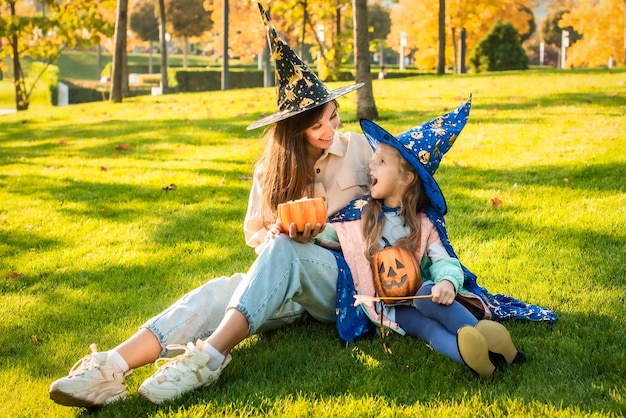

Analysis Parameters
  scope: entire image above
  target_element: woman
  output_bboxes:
[49,5,372,408]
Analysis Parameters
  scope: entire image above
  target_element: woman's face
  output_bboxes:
[303,102,340,156]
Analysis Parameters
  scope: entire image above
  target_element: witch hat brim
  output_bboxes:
[246,4,363,130]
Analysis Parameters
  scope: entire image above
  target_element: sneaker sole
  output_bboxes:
[49,386,126,407]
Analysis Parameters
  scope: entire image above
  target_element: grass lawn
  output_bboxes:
[1,68,625,417]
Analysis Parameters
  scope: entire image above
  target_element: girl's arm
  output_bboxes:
[427,242,463,304]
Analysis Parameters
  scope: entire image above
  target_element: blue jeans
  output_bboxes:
[142,234,338,355]
[394,283,478,363]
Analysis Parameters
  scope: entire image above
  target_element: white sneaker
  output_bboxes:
[49,344,131,407]
[138,340,231,404]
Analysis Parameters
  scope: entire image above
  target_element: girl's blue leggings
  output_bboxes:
[394,283,478,363]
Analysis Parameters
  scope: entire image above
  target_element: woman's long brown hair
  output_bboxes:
[257,101,338,226]
[362,145,427,261]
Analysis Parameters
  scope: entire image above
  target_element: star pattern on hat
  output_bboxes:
[360,96,472,215]
[247,4,362,130]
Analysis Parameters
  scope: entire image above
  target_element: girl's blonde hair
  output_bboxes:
[361,144,427,261]
[257,100,338,227]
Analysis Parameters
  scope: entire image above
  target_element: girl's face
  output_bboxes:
[369,144,413,207]
[303,102,340,156]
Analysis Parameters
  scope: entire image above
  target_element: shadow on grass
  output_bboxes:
[373,80,626,123]
[0,116,256,165]
[440,162,626,195]
[58,311,625,417]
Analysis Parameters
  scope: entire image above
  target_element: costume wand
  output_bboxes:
[353,294,433,307]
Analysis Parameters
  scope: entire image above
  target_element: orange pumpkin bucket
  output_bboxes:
[277,197,327,232]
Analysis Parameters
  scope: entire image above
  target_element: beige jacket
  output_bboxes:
[244,131,373,252]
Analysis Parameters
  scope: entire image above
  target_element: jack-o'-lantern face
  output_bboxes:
[378,259,409,290]
[372,246,422,304]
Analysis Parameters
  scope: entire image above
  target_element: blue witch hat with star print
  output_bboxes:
[247,3,363,130]
[359,96,472,215]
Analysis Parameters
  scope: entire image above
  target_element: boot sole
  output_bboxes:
[475,320,520,364]
[457,326,495,378]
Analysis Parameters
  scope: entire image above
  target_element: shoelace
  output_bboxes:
[68,343,99,377]
[153,343,195,378]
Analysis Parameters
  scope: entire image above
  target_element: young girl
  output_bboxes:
[330,99,526,377]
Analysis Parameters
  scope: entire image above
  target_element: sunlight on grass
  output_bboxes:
[1,68,625,417]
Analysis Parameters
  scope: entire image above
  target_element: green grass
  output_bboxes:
[1,68,625,417]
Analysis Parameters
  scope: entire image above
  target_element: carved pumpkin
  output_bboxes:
[277,197,327,232]
[371,245,421,304]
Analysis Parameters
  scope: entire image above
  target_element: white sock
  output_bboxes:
[201,342,225,371]
[106,350,130,373]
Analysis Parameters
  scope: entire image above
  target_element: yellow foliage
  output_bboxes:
[387,0,536,70]
[561,0,625,67]
[206,0,266,63]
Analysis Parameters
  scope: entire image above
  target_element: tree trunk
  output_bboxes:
[437,0,446,75]
[148,41,153,74]
[352,0,378,121]
[111,0,129,102]
[158,0,169,94]
[183,37,188,69]
[301,0,307,58]
[9,1,28,110]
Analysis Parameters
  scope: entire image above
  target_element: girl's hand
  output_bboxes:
[431,280,456,305]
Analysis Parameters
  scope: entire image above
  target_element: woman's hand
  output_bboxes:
[430,280,456,305]
[269,219,326,244]
[263,222,282,243]
[288,221,326,243]
[284,220,326,244]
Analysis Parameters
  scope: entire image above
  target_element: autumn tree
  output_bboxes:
[470,21,528,72]
[437,0,445,74]
[203,0,265,64]
[353,0,377,120]
[368,0,391,69]
[168,0,212,68]
[541,10,581,48]
[300,0,353,81]
[157,0,168,93]
[0,0,113,110]
[559,0,623,67]
[130,0,159,73]
[387,0,536,70]
[110,0,129,102]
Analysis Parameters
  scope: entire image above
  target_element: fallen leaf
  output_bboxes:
[163,184,177,191]
[115,144,131,151]
[5,272,24,280]
[218,175,226,187]
[491,197,503,210]
[452,161,472,169]
[59,139,68,145]
[100,166,110,171]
